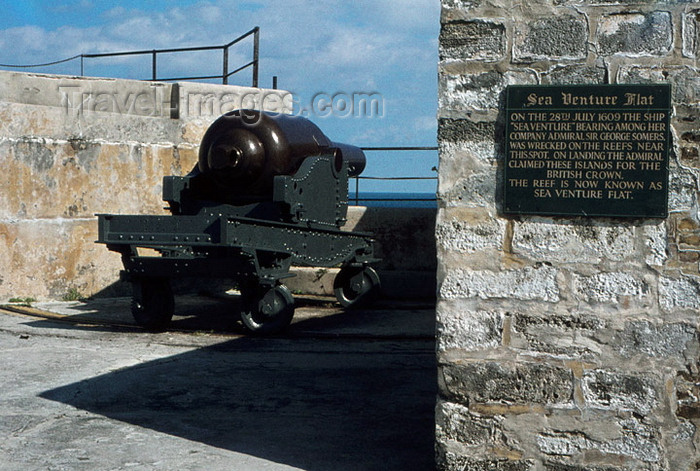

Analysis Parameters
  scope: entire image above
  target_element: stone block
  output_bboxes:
[440,71,504,112]
[544,463,630,471]
[513,14,588,62]
[512,219,635,264]
[553,0,643,4]
[439,117,496,147]
[672,421,695,442]
[581,370,659,415]
[659,275,700,311]
[642,222,668,267]
[598,12,673,56]
[680,232,700,248]
[440,265,560,302]
[442,0,480,12]
[681,130,700,144]
[538,417,661,463]
[436,452,534,471]
[669,167,698,212]
[440,20,506,61]
[537,431,587,457]
[683,8,700,59]
[436,210,507,254]
[511,312,606,358]
[439,172,499,208]
[677,216,700,231]
[572,272,648,304]
[541,65,606,85]
[678,250,700,264]
[437,304,504,351]
[666,421,697,471]
[680,146,700,167]
[615,321,697,360]
[438,118,500,205]
[436,400,498,446]
[284,267,337,296]
[440,69,537,113]
[0,71,174,117]
[440,361,573,405]
[601,431,662,462]
[676,370,700,420]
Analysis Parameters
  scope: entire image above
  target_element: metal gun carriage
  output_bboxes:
[97,110,380,333]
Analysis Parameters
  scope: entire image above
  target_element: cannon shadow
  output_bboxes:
[38,310,437,470]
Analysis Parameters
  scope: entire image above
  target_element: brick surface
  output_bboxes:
[514,14,588,62]
[581,370,659,415]
[598,11,673,56]
[440,265,560,302]
[440,362,573,405]
[440,20,506,61]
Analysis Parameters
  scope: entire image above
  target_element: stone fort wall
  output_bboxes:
[437,1,700,470]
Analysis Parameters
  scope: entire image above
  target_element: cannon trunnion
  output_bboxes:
[97,110,379,334]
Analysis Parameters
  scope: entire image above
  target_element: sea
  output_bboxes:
[348,192,437,208]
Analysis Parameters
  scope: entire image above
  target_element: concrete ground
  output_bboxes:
[0,295,436,471]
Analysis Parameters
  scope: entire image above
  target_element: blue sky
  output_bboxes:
[0,1,440,193]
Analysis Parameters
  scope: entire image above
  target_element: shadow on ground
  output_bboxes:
[36,297,437,470]
[20,294,435,338]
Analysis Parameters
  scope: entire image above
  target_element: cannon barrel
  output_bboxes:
[197,110,366,196]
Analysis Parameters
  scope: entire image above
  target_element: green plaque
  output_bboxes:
[504,84,671,217]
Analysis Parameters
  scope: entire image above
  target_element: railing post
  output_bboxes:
[152,50,157,81]
[252,27,259,88]
[222,46,229,85]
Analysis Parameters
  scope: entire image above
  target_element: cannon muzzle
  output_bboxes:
[197,110,365,197]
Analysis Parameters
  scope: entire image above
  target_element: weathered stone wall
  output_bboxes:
[437,1,700,470]
[0,71,290,300]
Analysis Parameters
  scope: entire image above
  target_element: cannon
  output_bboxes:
[97,110,380,333]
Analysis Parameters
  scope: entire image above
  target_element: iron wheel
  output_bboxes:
[131,277,174,331]
[240,283,295,334]
[333,266,380,308]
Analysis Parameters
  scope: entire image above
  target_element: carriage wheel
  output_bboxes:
[131,277,174,331]
[240,283,295,334]
[333,266,380,308]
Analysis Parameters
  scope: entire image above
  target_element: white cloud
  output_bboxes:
[2,26,50,56]
[0,0,439,176]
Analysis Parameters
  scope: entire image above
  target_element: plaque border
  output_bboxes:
[503,83,671,218]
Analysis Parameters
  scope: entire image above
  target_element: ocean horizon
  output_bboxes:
[348,192,437,208]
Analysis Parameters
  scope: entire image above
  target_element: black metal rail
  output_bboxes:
[353,146,439,205]
[1,27,260,87]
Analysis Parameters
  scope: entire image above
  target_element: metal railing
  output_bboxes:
[0,27,260,87]
[82,27,259,85]
[353,146,439,206]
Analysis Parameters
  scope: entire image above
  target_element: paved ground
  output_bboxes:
[0,295,436,471]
